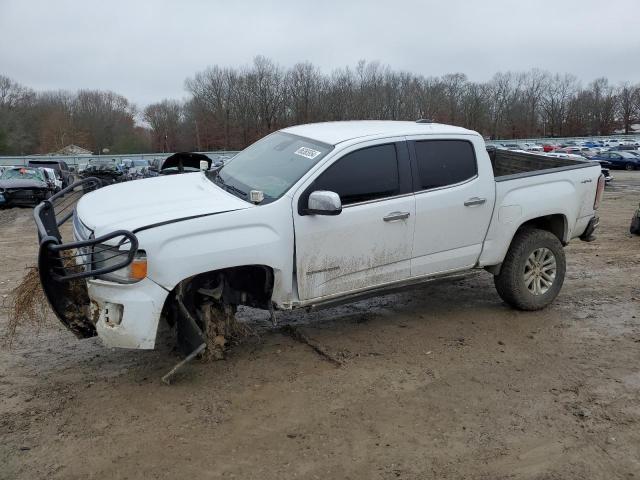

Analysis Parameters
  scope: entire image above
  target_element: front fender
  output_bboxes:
[138,198,295,306]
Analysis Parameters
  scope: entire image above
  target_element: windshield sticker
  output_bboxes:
[294,146,322,160]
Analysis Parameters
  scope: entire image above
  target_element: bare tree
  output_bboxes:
[541,73,578,137]
[286,62,322,124]
[144,100,183,152]
[618,82,640,134]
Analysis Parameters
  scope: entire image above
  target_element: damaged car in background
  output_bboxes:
[42,167,63,192]
[157,152,212,175]
[79,158,124,187]
[33,121,604,372]
[27,159,75,188]
[1,166,55,207]
[121,159,152,181]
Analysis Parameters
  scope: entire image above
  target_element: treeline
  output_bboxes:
[0,76,150,155]
[2,57,640,155]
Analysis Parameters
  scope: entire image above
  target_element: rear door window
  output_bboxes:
[312,144,400,205]
[413,140,477,190]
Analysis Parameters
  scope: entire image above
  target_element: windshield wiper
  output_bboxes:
[225,184,247,197]
[213,174,247,198]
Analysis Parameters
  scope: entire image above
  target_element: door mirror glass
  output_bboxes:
[307,191,342,215]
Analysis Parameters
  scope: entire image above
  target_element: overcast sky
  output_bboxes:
[1,0,639,107]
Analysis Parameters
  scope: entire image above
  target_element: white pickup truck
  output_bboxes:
[34,121,603,354]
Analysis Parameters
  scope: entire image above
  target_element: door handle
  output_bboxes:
[464,197,486,207]
[383,211,410,222]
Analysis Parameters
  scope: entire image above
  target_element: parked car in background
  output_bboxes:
[557,147,598,157]
[581,141,604,148]
[502,143,521,150]
[544,152,587,161]
[27,159,75,188]
[607,144,640,152]
[542,143,561,152]
[148,158,165,173]
[42,167,63,192]
[545,152,612,182]
[79,159,124,187]
[522,143,544,152]
[486,142,505,150]
[0,166,55,206]
[119,158,133,170]
[591,151,640,170]
[120,158,150,170]
[121,159,152,181]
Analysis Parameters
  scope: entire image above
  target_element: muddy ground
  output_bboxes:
[1,172,639,480]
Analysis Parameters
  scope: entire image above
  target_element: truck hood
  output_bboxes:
[76,172,251,236]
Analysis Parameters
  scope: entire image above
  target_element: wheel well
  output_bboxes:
[161,265,275,324]
[189,265,274,309]
[485,214,567,276]
[159,265,275,354]
[517,214,567,244]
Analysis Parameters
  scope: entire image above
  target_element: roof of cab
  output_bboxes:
[281,120,478,146]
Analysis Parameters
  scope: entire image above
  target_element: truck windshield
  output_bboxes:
[212,132,333,203]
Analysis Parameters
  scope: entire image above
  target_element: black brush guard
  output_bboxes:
[33,178,139,338]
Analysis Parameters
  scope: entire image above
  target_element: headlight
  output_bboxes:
[92,244,147,283]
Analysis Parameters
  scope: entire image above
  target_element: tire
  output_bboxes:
[625,163,634,171]
[494,228,566,311]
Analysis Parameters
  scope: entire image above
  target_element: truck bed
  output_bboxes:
[487,148,596,181]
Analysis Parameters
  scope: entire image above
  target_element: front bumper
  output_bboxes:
[33,178,143,342]
[88,278,168,349]
[1,189,50,206]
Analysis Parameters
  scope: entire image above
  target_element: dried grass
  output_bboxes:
[2,266,50,346]
[202,303,256,361]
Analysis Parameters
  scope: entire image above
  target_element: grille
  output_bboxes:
[8,189,36,199]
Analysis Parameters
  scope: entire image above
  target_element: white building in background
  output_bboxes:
[53,144,93,156]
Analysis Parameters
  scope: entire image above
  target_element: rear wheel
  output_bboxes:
[625,163,635,171]
[494,228,566,310]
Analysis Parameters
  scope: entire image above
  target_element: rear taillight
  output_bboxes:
[594,174,605,210]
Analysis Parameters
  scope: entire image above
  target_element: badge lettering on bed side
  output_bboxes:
[294,147,321,159]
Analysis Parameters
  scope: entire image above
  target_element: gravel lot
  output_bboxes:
[1,171,639,480]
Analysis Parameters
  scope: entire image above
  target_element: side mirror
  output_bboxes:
[307,191,342,216]
[200,160,209,171]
